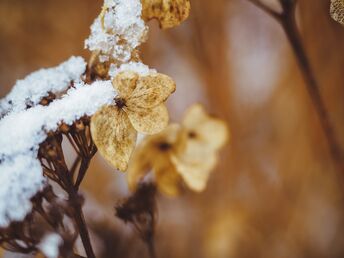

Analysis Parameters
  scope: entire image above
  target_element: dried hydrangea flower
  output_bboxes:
[171,104,229,192]
[141,0,191,29]
[128,124,182,195]
[127,104,229,195]
[90,71,176,171]
[85,0,148,63]
[330,0,344,25]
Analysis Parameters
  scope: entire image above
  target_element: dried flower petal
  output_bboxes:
[91,105,137,171]
[112,71,139,99]
[171,153,218,192]
[154,162,181,196]
[127,104,169,134]
[330,0,344,25]
[141,0,191,29]
[182,104,229,152]
[127,124,180,192]
[128,73,176,108]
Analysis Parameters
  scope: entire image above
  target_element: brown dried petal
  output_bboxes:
[141,0,191,29]
[91,105,137,171]
[127,73,176,109]
[112,71,140,99]
[330,0,344,25]
[182,104,229,151]
[154,161,181,196]
[127,124,181,191]
[126,104,169,134]
[171,153,218,192]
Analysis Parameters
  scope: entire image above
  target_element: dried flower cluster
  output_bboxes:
[330,0,344,25]
[128,104,229,195]
[0,0,230,257]
[91,71,176,171]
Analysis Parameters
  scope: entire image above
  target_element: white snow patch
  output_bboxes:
[85,0,148,63]
[39,233,63,258]
[0,56,86,115]
[0,80,116,227]
[109,61,157,77]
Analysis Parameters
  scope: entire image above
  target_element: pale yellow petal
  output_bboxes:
[141,0,191,29]
[127,138,153,191]
[127,124,181,191]
[112,71,139,99]
[91,105,137,171]
[182,104,229,151]
[127,73,176,108]
[171,153,218,192]
[330,0,344,25]
[126,104,169,134]
[155,163,181,196]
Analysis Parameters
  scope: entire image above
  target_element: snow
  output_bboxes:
[0,56,86,116]
[109,61,157,77]
[38,233,63,258]
[85,0,148,63]
[0,155,44,228]
[0,80,116,227]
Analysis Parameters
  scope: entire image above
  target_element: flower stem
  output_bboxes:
[279,1,344,174]
[72,199,96,258]
[245,0,344,174]
[146,237,157,258]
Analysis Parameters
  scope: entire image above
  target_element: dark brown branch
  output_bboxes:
[245,0,344,174]
[72,199,96,258]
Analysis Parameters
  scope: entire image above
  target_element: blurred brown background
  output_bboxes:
[1,0,344,257]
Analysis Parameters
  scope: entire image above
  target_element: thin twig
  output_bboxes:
[245,0,344,174]
[245,0,282,20]
[72,201,96,258]
[74,158,91,191]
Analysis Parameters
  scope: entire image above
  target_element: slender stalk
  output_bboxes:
[245,0,281,20]
[72,200,96,258]
[279,3,343,173]
[146,237,157,258]
[75,158,91,191]
[245,0,344,174]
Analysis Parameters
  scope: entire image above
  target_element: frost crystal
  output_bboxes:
[38,234,63,258]
[0,80,116,227]
[109,61,157,77]
[85,0,148,62]
[0,56,86,115]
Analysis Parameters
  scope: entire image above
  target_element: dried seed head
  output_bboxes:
[59,123,70,134]
[141,0,191,29]
[330,0,344,25]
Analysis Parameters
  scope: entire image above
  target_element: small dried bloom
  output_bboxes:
[91,71,176,171]
[141,0,191,29]
[85,0,148,63]
[172,104,229,192]
[128,124,182,195]
[127,104,229,195]
[330,0,344,25]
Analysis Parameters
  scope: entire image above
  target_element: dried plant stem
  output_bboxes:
[66,173,96,258]
[280,4,343,173]
[146,237,157,258]
[246,0,344,174]
[72,196,96,258]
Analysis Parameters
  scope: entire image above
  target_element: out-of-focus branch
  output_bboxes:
[245,0,282,20]
[245,0,344,174]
